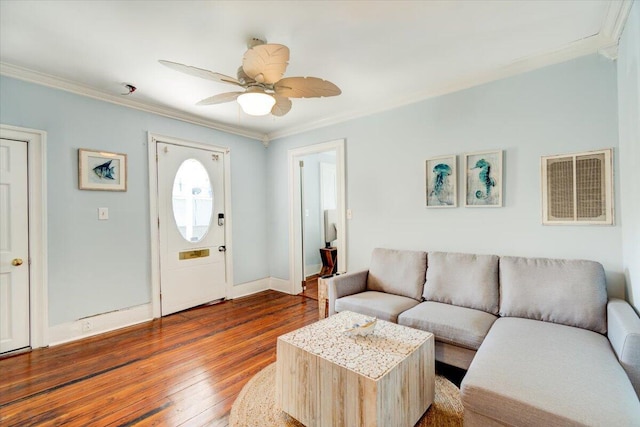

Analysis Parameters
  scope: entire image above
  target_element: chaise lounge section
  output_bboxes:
[326,248,640,426]
[461,256,639,426]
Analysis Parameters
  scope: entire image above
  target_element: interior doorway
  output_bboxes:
[288,139,346,296]
[0,125,47,353]
[0,137,30,353]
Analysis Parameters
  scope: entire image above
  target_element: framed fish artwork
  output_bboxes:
[425,155,457,207]
[78,149,127,191]
[464,150,503,207]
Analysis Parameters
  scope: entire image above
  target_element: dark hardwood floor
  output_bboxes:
[299,275,318,301]
[0,291,318,427]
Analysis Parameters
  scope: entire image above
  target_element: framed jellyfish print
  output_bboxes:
[78,149,127,191]
[464,150,503,207]
[425,155,457,207]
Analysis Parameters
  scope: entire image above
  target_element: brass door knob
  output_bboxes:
[12,258,23,266]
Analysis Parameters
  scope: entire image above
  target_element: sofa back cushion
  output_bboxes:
[366,248,427,301]
[423,252,500,314]
[499,256,607,334]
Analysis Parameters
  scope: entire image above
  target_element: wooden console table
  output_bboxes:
[319,247,337,276]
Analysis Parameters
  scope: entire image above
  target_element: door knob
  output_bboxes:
[12,258,23,266]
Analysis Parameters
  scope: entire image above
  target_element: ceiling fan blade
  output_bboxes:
[242,44,290,84]
[271,95,292,117]
[196,92,243,106]
[159,60,242,86]
[274,77,341,98]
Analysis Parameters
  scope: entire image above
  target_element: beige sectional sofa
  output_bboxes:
[326,248,640,426]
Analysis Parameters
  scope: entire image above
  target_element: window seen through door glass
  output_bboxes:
[172,159,213,242]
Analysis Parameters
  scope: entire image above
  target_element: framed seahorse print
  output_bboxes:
[425,155,457,207]
[464,150,503,207]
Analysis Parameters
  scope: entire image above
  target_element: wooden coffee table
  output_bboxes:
[276,311,434,427]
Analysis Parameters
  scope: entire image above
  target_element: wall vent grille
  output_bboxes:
[541,149,613,225]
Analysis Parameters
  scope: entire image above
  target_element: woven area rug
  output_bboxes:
[230,363,463,427]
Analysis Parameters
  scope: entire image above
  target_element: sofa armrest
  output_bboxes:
[607,298,640,397]
[326,270,368,316]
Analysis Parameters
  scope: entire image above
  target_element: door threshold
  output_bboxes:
[0,346,32,360]
[204,298,226,306]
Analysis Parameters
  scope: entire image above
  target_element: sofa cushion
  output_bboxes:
[423,252,500,314]
[398,301,497,351]
[499,256,607,334]
[461,317,640,426]
[335,291,420,323]
[366,248,427,301]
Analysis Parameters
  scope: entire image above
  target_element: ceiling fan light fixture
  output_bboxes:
[160,40,340,118]
[237,91,275,116]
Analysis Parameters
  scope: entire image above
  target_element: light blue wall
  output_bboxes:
[268,54,625,297]
[0,76,269,325]
[618,1,640,312]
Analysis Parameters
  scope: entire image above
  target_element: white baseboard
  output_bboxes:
[48,303,153,346]
[230,277,270,299]
[270,277,293,294]
[47,277,295,346]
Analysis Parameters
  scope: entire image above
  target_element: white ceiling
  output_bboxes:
[0,1,631,143]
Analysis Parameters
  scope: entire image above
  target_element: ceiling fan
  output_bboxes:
[159,38,341,117]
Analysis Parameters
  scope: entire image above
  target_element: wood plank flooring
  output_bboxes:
[0,291,318,427]
[299,275,318,301]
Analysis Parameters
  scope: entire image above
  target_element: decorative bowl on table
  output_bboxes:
[343,317,377,336]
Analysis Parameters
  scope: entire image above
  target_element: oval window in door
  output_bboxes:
[172,159,213,242]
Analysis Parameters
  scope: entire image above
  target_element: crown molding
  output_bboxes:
[601,0,633,41]
[0,62,266,142]
[598,42,620,61]
[596,0,634,60]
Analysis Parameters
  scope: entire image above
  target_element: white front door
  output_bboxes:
[157,142,227,315]
[0,138,30,353]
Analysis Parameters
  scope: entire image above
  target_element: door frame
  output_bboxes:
[0,124,48,349]
[147,132,233,318]
[288,139,346,295]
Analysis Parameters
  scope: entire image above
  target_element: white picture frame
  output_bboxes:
[425,155,457,208]
[464,150,503,207]
[78,149,127,191]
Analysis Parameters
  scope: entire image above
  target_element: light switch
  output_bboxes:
[347,209,352,219]
[98,207,109,220]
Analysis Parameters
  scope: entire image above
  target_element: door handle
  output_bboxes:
[12,258,23,266]
[218,246,226,252]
